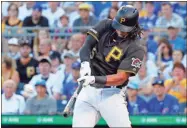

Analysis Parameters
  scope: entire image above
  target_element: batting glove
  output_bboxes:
[80,61,91,77]
[77,76,95,87]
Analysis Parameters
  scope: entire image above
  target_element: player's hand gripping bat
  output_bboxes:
[63,80,84,117]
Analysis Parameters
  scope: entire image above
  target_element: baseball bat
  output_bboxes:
[63,80,84,117]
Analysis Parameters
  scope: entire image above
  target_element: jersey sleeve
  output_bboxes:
[118,45,145,76]
[87,19,112,42]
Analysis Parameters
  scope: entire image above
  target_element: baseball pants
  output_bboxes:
[72,85,131,127]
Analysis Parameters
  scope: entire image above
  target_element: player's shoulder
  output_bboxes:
[128,39,145,53]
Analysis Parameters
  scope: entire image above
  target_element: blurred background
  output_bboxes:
[1,1,187,127]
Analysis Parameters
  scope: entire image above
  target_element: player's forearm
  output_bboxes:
[80,35,97,62]
[95,71,129,86]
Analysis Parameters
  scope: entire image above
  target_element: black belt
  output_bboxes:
[104,85,125,89]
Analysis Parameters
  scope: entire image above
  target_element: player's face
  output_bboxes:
[20,45,31,58]
[39,62,51,76]
[153,85,165,96]
[116,30,128,38]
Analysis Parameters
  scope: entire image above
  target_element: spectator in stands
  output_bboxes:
[140,25,158,54]
[156,38,173,71]
[38,38,52,59]
[148,78,179,114]
[68,2,84,27]
[55,14,72,39]
[167,25,186,53]
[163,50,184,79]
[61,61,80,107]
[99,2,119,20]
[2,80,25,115]
[91,1,111,17]
[2,3,23,33]
[156,2,184,29]
[49,51,62,73]
[173,2,187,21]
[25,80,57,115]
[73,3,98,31]
[2,55,20,86]
[7,37,20,60]
[139,2,157,28]
[16,39,38,84]
[21,84,36,99]
[142,46,158,78]
[107,6,118,20]
[164,63,187,113]
[129,64,155,102]
[23,5,48,27]
[133,2,147,18]
[42,2,65,27]
[56,52,76,94]
[29,57,62,99]
[68,33,85,58]
[18,2,35,21]
[127,82,149,115]
[33,29,50,58]
[57,14,69,28]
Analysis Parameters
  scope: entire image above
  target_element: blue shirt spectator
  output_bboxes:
[148,78,179,114]
[167,25,186,53]
[127,82,149,115]
[139,2,157,29]
[141,25,158,54]
[91,2,111,17]
[173,2,187,21]
[156,3,184,29]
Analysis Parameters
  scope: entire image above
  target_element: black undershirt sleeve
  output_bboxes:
[79,35,97,62]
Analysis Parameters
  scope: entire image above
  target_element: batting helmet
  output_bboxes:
[112,5,139,32]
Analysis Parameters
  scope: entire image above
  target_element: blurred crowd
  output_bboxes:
[1,1,187,115]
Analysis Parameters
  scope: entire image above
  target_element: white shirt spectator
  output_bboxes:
[29,73,62,96]
[42,7,65,27]
[18,3,33,21]
[156,13,184,28]
[146,60,158,78]
[2,2,9,17]
[2,93,26,115]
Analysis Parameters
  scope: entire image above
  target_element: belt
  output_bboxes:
[104,85,125,89]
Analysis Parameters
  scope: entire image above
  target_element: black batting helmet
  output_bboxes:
[112,5,139,32]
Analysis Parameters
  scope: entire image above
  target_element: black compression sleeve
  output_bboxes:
[95,76,107,84]
[80,35,97,62]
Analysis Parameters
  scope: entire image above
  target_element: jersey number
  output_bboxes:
[105,46,123,62]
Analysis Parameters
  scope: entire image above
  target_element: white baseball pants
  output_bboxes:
[72,86,131,127]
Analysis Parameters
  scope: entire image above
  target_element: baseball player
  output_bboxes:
[73,5,145,127]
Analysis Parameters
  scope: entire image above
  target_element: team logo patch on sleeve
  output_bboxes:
[131,58,142,68]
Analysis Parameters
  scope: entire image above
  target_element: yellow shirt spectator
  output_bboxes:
[165,79,187,103]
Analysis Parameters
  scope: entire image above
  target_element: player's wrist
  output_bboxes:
[94,76,107,84]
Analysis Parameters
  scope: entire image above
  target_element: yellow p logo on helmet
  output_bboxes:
[120,18,126,23]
